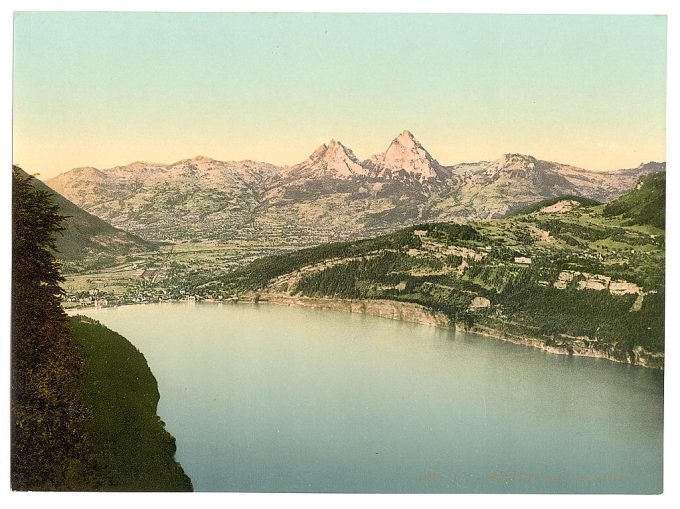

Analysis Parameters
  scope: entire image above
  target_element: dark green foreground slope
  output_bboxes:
[71,316,193,491]
[11,166,191,490]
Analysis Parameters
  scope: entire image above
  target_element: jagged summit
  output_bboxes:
[384,130,436,162]
[368,130,447,180]
[494,153,538,169]
[289,138,366,178]
[394,130,418,144]
[309,143,328,160]
[310,139,360,163]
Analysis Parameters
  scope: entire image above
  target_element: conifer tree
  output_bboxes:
[11,166,96,490]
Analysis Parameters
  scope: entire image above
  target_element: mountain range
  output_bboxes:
[46,131,665,245]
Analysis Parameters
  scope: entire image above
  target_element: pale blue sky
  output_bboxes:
[13,12,667,176]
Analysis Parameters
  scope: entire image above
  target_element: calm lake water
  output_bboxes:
[79,302,663,493]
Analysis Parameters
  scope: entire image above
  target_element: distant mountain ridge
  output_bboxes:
[46,131,665,244]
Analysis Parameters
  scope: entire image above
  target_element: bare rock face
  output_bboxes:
[256,293,452,328]
[539,199,582,213]
[283,139,368,180]
[366,130,450,181]
[578,275,612,291]
[609,281,642,295]
[470,296,491,309]
[350,299,451,326]
[554,271,576,289]
[554,271,644,299]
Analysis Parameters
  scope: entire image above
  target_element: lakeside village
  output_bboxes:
[62,224,647,311]
[62,267,234,309]
[61,230,538,309]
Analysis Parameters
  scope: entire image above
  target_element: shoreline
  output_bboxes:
[66,294,663,370]
[71,315,193,490]
[248,293,663,369]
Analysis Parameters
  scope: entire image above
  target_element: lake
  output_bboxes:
[78,301,663,493]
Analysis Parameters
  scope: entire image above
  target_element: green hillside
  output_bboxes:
[216,190,664,368]
[508,195,600,216]
[71,316,193,491]
[604,172,665,228]
[11,166,191,490]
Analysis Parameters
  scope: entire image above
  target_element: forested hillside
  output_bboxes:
[217,175,665,368]
[71,317,193,491]
[604,172,665,228]
[11,167,191,490]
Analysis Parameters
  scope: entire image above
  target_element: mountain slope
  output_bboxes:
[47,157,279,242]
[603,171,665,228]
[427,154,658,221]
[365,130,451,182]
[508,195,600,216]
[214,194,664,368]
[19,168,159,263]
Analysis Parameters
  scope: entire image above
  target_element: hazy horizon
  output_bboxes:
[20,133,667,181]
[13,13,667,178]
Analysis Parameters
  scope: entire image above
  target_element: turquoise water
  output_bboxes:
[79,302,663,493]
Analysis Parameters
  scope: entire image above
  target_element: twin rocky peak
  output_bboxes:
[56,130,643,186]
[44,129,664,246]
[292,130,449,181]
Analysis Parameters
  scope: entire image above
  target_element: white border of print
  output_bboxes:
[0,2,677,509]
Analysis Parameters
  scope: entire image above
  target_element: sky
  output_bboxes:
[13,12,667,178]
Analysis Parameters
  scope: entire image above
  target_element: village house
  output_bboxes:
[140,268,163,282]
